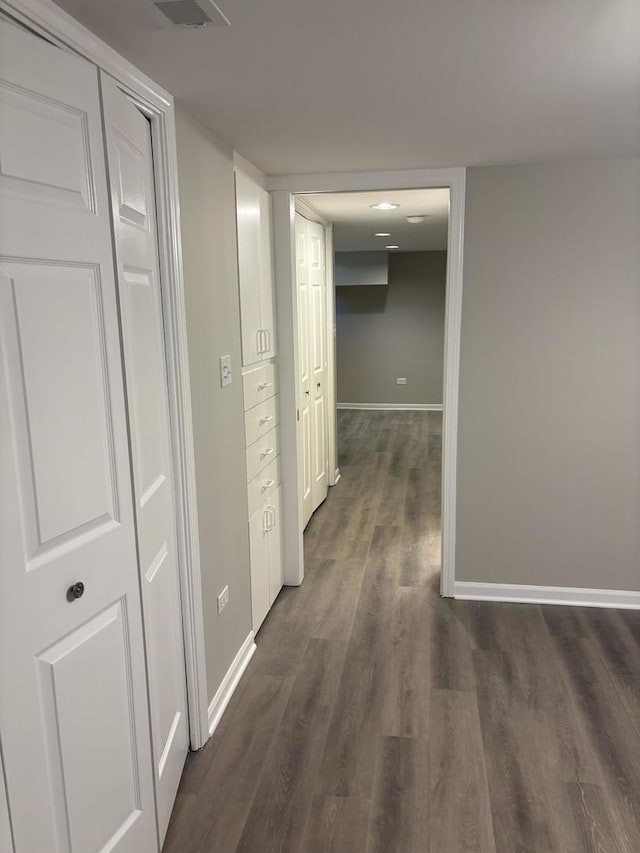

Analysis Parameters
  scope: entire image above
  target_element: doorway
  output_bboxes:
[268,168,466,596]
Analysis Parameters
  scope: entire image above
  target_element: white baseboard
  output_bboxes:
[454,582,640,610]
[207,631,256,737]
[337,402,443,411]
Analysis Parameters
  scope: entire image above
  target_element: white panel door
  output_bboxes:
[257,185,276,358]
[235,170,263,366]
[295,213,313,527]
[308,220,329,511]
[0,22,157,853]
[102,76,189,845]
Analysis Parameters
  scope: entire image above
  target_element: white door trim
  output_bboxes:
[269,167,466,597]
[1,0,210,748]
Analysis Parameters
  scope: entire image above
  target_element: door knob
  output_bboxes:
[66,581,85,602]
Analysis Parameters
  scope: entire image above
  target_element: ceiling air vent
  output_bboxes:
[153,0,230,27]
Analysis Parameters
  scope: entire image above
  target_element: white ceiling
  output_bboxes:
[304,189,449,251]
[53,0,640,175]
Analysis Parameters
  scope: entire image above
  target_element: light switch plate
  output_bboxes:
[396,377,407,385]
[220,354,232,387]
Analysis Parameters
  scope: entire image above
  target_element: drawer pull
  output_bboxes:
[257,381,272,392]
[261,478,275,493]
[260,447,274,459]
[259,414,274,426]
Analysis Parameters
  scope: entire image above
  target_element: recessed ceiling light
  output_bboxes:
[406,215,426,224]
[385,244,400,249]
[374,232,391,237]
[370,202,399,210]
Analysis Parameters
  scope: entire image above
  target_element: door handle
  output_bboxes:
[257,381,272,391]
[256,329,263,355]
[66,581,85,602]
[260,447,274,459]
[263,506,275,532]
[317,381,321,389]
[305,389,309,397]
[261,478,275,493]
[259,414,273,426]
[264,328,271,354]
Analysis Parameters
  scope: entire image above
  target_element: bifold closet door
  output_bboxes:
[307,219,328,512]
[102,75,189,845]
[0,21,157,853]
[295,214,328,527]
[295,214,313,527]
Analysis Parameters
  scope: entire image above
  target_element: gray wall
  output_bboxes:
[175,107,252,703]
[336,251,446,405]
[457,158,640,590]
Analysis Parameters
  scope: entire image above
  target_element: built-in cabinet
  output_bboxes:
[235,169,277,365]
[236,170,284,632]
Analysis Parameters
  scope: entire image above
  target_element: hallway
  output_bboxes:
[164,411,640,853]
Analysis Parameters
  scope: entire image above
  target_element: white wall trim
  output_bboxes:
[207,632,256,736]
[271,167,465,598]
[1,0,211,750]
[454,582,640,610]
[338,402,443,411]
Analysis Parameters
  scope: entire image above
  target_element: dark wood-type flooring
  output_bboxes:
[164,410,640,852]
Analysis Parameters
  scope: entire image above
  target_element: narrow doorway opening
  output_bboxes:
[293,188,449,591]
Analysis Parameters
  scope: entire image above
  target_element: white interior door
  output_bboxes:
[236,170,263,366]
[295,213,313,527]
[308,219,329,511]
[0,21,157,853]
[102,76,189,845]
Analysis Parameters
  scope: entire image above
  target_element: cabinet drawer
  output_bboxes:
[246,424,280,482]
[243,362,278,411]
[247,455,281,518]
[244,394,279,448]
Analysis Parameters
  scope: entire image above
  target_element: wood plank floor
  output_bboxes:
[164,410,640,852]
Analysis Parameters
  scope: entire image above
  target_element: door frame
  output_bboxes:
[269,167,466,597]
[1,0,210,748]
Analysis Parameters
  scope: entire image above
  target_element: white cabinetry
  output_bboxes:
[248,484,283,631]
[236,166,284,631]
[235,169,277,366]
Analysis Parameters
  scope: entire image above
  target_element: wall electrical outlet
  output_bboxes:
[220,354,232,387]
[217,585,229,614]
[396,377,407,385]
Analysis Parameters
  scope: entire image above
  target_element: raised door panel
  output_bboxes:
[0,22,156,853]
[235,170,262,366]
[248,507,270,632]
[0,262,118,557]
[37,602,144,853]
[267,486,283,606]
[103,76,188,844]
[257,185,276,358]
